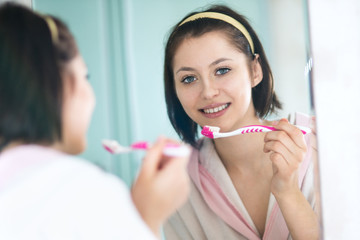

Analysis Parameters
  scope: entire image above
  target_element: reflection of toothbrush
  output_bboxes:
[201,125,311,139]
[102,139,190,157]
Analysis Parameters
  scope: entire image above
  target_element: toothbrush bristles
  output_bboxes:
[205,125,220,133]
[201,125,221,139]
[102,139,132,154]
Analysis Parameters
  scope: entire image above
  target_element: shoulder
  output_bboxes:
[35,154,156,238]
[44,153,129,198]
[1,144,131,208]
[0,145,157,239]
[48,157,157,239]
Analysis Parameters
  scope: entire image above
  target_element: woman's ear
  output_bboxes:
[251,54,263,88]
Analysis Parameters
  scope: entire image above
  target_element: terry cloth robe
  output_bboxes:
[0,145,157,240]
[164,113,316,240]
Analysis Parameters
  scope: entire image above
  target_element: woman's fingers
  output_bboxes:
[264,119,307,158]
[264,119,308,182]
[264,139,291,165]
[140,136,167,177]
[269,119,307,150]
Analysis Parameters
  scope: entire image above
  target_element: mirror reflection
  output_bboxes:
[32,0,321,239]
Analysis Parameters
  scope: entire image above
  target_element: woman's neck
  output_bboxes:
[213,119,273,174]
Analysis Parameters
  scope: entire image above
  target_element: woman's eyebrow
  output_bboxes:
[210,58,233,66]
[175,66,196,75]
[175,58,233,75]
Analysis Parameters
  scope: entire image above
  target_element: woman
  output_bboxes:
[0,3,189,239]
[163,5,319,240]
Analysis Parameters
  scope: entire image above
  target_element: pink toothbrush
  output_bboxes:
[102,139,190,157]
[201,125,311,139]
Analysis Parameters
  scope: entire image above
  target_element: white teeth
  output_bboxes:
[203,104,228,114]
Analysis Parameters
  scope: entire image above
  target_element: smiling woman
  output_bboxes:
[163,5,319,240]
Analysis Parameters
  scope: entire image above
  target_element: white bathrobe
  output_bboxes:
[0,145,156,240]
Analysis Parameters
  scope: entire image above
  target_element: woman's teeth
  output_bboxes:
[203,103,229,114]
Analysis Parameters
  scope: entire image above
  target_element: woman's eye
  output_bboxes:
[181,76,197,84]
[216,68,230,75]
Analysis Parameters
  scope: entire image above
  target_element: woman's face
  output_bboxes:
[172,31,263,132]
[59,55,95,154]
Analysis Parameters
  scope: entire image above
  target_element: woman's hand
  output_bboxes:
[131,136,190,238]
[263,118,307,198]
[263,119,319,239]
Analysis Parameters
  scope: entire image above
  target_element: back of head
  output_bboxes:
[0,3,78,151]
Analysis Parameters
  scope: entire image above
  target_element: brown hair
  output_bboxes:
[0,3,78,151]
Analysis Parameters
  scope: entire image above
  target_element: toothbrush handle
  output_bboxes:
[130,141,150,150]
[217,125,311,138]
[130,141,180,149]
[255,125,311,134]
[130,141,190,157]
[162,145,190,157]
[260,125,312,134]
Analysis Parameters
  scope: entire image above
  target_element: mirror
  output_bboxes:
[31,0,321,237]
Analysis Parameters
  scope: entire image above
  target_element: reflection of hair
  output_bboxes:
[0,3,78,151]
[164,5,282,147]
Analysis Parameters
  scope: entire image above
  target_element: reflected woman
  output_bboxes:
[163,5,319,240]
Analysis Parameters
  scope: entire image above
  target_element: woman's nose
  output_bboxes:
[201,79,220,100]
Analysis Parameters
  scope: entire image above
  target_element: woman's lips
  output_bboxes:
[199,103,230,118]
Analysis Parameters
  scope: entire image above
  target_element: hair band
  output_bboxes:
[43,16,58,44]
[179,12,255,54]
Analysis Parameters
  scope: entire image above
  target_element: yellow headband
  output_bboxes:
[179,12,255,54]
[43,16,59,44]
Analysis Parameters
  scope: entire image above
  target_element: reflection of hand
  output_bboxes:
[131,136,190,238]
[263,118,307,198]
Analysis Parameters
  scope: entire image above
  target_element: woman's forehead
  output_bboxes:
[173,32,244,66]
